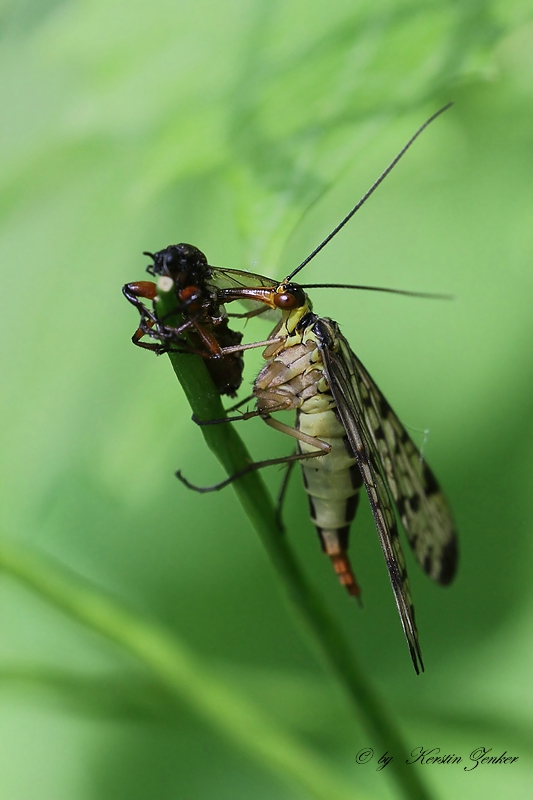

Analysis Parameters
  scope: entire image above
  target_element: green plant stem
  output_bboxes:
[156,282,432,800]
[0,538,364,800]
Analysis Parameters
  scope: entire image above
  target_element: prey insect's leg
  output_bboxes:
[133,309,229,359]
[123,282,163,350]
[123,280,198,352]
[122,281,157,318]
[133,313,188,350]
[133,319,201,354]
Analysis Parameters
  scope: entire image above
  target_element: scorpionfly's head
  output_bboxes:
[272,283,308,311]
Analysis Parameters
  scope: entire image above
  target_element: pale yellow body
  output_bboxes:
[253,311,362,595]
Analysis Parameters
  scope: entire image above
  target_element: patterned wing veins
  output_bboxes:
[342,346,458,585]
[315,317,424,674]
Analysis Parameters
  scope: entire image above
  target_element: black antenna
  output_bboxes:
[299,283,453,300]
[286,102,453,282]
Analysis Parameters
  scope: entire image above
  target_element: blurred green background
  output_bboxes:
[1,0,532,798]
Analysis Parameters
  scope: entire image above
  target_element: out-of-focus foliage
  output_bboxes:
[0,0,533,798]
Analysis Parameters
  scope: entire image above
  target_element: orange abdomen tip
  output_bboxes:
[329,554,362,603]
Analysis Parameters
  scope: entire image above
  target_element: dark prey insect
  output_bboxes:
[173,105,458,673]
[122,243,245,397]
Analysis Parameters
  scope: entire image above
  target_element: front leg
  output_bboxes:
[122,281,158,324]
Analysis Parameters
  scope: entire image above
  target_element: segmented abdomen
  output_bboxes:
[254,336,363,597]
[298,405,363,597]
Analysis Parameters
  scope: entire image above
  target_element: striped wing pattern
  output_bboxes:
[314,316,448,674]
[345,349,458,585]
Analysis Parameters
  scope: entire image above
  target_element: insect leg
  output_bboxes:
[122,281,157,315]
[192,399,294,426]
[213,337,284,356]
[133,311,226,358]
[226,306,271,320]
[275,457,297,533]
[123,282,197,352]
[133,322,203,355]
[123,281,162,349]
[178,415,331,492]
[176,448,325,493]
[193,393,255,424]
[265,416,331,452]
[224,394,255,413]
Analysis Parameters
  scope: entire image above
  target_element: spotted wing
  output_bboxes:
[315,317,424,674]
[339,343,458,586]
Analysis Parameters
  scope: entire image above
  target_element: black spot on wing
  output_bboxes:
[422,462,440,495]
[315,320,424,674]
[436,537,459,586]
[410,494,420,512]
[338,341,457,588]
[378,394,389,418]
[395,495,406,515]
[374,423,385,440]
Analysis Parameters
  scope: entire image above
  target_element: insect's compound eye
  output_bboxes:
[273,284,306,310]
[178,285,203,311]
